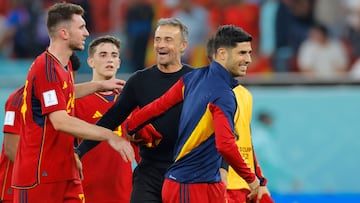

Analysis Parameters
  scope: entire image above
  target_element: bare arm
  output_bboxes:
[49,110,135,162]
[75,78,126,99]
[4,133,19,161]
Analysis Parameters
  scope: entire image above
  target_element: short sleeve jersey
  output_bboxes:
[12,51,79,188]
[0,86,24,200]
[75,92,132,202]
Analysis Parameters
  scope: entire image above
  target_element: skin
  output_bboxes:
[46,14,134,162]
[215,41,271,202]
[154,25,187,73]
[88,42,121,81]
[215,42,252,77]
[75,40,122,179]
[4,133,19,161]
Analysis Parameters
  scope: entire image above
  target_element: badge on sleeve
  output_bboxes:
[4,111,15,126]
[43,90,58,107]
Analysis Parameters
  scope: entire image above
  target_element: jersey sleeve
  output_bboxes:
[32,60,69,115]
[3,98,22,135]
[209,95,256,183]
[126,79,185,135]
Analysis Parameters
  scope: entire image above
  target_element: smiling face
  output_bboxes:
[87,42,120,80]
[217,42,252,77]
[153,25,187,70]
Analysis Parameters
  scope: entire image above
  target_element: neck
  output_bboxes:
[47,42,73,67]
[157,63,183,73]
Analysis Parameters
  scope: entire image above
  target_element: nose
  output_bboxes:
[246,53,252,64]
[84,28,90,37]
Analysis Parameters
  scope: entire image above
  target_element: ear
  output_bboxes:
[217,47,227,61]
[87,57,95,69]
[59,28,69,40]
[179,40,188,54]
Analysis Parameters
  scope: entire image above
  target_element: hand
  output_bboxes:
[99,78,126,94]
[136,124,163,147]
[219,168,228,186]
[74,153,83,180]
[121,121,143,143]
[247,177,260,200]
[107,134,135,162]
[254,186,273,203]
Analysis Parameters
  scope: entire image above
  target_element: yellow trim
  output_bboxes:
[175,105,214,162]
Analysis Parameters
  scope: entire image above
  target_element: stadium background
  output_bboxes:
[1,53,360,203]
[1,0,360,202]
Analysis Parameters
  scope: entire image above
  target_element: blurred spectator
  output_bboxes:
[88,0,112,34]
[314,0,344,38]
[259,0,279,57]
[252,110,293,192]
[0,0,48,58]
[273,0,315,72]
[124,0,154,72]
[297,22,349,79]
[341,0,360,65]
[172,0,209,66]
[349,57,360,79]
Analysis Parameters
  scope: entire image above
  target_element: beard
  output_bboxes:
[69,40,84,51]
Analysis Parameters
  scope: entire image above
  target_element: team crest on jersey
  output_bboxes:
[63,81,68,89]
[92,111,103,119]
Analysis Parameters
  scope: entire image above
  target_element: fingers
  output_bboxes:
[247,188,258,200]
[74,153,83,180]
[109,136,135,163]
[247,177,260,200]
[119,142,135,163]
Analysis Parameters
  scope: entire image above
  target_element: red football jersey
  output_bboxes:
[1,86,24,200]
[12,51,79,188]
[75,92,132,203]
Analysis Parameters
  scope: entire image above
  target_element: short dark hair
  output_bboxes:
[206,37,215,62]
[70,52,81,72]
[87,35,121,57]
[46,3,84,36]
[213,25,252,51]
[312,22,328,37]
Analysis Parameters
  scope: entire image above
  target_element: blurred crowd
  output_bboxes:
[1,0,360,79]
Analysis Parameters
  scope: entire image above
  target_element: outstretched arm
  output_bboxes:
[125,79,185,136]
[75,79,126,98]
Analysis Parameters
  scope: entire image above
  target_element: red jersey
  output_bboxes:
[1,86,24,201]
[75,92,132,203]
[12,50,79,188]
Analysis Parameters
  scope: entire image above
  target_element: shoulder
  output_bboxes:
[233,85,252,98]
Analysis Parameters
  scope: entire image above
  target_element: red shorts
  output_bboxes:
[162,179,226,203]
[13,179,84,203]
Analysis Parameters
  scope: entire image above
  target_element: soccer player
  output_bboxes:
[0,53,81,203]
[206,37,274,203]
[1,86,23,203]
[123,25,261,203]
[11,3,134,203]
[75,18,194,203]
[74,35,133,203]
